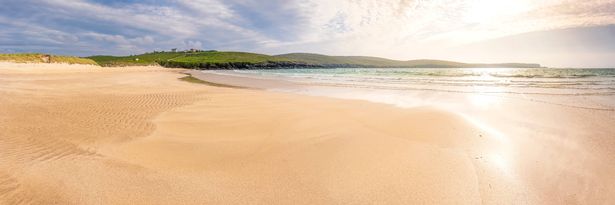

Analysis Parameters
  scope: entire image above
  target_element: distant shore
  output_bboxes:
[2,51,543,69]
[92,51,543,69]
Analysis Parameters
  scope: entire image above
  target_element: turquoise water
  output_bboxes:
[233,68,615,96]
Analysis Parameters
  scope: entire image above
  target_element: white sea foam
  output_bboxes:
[206,68,615,111]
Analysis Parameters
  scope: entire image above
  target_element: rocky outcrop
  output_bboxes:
[157,61,325,69]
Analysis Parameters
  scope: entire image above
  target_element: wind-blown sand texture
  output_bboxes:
[0,63,612,204]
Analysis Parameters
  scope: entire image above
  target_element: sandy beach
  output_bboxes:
[1,63,613,204]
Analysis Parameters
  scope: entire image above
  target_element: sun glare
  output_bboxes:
[463,0,532,23]
[469,93,499,107]
[489,153,514,176]
[468,73,503,108]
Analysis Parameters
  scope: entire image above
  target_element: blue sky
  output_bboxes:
[1,0,614,67]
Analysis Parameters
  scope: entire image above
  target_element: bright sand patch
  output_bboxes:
[0,63,604,204]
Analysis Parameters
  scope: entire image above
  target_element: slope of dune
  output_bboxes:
[0,53,98,65]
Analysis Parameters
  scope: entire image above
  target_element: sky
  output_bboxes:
[0,0,614,67]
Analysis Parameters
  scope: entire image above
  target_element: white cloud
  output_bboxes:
[258,0,615,60]
[183,40,203,49]
[1,0,614,65]
[41,0,199,37]
[83,32,154,46]
[175,0,236,19]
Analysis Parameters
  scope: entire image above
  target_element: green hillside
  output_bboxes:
[87,52,187,66]
[88,51,297,68]
[166,51,294,64]
[87,51,541,69]
[0,53,98,65]
[156,51,301,69]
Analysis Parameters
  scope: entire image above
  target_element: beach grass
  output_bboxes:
[0,53,98,65]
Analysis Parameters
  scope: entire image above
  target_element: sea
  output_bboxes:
[233,68,615,94]
[207,68,615,111]
[202,67,615,195]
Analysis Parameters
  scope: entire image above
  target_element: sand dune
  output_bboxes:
[1,63,606,204]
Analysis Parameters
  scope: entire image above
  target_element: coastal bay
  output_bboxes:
[1,63,613,204]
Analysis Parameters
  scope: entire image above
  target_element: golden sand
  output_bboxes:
[1,63,609,204]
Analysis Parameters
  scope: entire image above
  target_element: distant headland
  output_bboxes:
[1,50,542,69]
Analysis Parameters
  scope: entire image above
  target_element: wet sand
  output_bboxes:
[0,63,613,204]
[189,69,615,204]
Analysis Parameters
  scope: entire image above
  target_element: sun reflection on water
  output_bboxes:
[467,69,506,108]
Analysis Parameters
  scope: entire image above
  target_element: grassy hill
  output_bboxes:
[88,51,297,68]
[0,53,98,65]
[87,51,541,69]
[158,52,317,69]
[89,51,309,69]
[87,52,187,66]
[171,51,293,64]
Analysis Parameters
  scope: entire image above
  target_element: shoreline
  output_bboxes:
[0,64,502,203]
[1,64,613,204]
[188,69,615,204]
[188,69,615,112]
